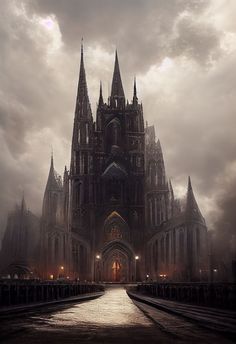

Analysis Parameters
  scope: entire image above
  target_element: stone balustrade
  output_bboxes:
[0,280,104,307]
[136,282,236,310]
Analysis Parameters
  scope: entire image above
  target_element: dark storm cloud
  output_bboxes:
[28,0,220,71]
[0,0,235,245]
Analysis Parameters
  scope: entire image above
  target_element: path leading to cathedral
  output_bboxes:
[1,286,233,344]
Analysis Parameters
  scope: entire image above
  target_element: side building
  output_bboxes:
[0,197,40,278]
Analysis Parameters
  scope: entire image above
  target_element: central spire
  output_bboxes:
[111,50,125,100]
[75,40,92,118]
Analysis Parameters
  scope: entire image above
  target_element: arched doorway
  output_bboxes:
[101,240,135,282]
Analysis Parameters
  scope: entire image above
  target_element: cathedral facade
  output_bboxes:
[39,45,208,282]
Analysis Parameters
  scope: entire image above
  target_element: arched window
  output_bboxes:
[54,236,59,263]
[166,234,169,265]
[179,230,185,263]
[48,236,52,264]
[196,227,200,255]
[85,123,89,144]
[161,237,164,263]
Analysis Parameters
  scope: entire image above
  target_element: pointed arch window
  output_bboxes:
[85,123,89,144]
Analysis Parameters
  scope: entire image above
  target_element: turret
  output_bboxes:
[70,41,93,176]
[42,154,62,224]
[132,77,138,106]
[110,50,125,108]
[185,176,205,224]
[98,81,104,106]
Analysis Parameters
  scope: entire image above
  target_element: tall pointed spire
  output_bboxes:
[75,39,92,118]
[45,154,61,192]
[21,192,26,213]
[186,176,204,223]
[98,81,104,106]
[133,76,138,105]
[111,50,125,100]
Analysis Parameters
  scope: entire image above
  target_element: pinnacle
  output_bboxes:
[75,40,92,118]
[111,50,125,99]
[186,177,204,222]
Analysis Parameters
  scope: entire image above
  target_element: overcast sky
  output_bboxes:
[0,0,236,241]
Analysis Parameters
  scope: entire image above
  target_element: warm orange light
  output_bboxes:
[60,266,64,270]
[66,276,70,279]
[96,255,100,259]
[50,274,54,279]
[135,256,139,260]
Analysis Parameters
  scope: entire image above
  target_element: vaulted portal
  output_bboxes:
[101,240,135,282]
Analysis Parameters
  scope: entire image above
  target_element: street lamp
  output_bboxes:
[94,254,101,282]
[134,255,140,282]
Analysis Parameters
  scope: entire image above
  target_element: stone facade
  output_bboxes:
[39,45,208,282]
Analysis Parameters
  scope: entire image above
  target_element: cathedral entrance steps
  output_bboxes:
[0,291,104,318]
[127,291,236,338]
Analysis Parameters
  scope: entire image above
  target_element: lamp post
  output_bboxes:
[94,254,101,282]
[59,266,64,279]
[135,255,139,282]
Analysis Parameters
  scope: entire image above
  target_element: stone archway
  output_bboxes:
[101,240,135,282]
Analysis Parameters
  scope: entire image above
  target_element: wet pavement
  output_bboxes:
[0,286,234,343]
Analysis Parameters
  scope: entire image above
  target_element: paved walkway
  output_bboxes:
[1,286,234,343]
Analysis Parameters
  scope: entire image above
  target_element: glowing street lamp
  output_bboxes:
[50,274,54,280]
[135,256,139,260]
[94,254,101,282]
[60,266,64,271]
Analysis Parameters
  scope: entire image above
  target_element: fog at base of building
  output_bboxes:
[0,46,210,283]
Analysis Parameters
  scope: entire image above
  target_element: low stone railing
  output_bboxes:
[0,280,104,307]
[136,282,236,310]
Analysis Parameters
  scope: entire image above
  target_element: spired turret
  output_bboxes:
[145,126,169,228]
[132,77,138,107]
[42,153,63,225]
[110,50,125,108]
[70,41,94,176]
[185,176,205,224]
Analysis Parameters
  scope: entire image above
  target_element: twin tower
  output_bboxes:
[40,44,208,282]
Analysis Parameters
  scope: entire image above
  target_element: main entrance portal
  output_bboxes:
[100,212,135,282]
[101,241,135,282]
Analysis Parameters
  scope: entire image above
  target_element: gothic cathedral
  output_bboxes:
[40,45,208,282]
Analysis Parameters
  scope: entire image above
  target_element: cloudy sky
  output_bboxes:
[0,0,236,242]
